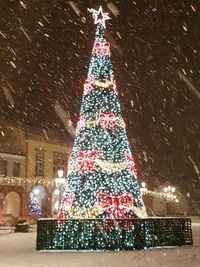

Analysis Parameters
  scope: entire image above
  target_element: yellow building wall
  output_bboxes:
[26,139,71,179]
[0,121,26,155]
[0,121,26,178]
[0,154,26,178]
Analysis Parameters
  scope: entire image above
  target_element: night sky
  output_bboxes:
[0,1,200,206]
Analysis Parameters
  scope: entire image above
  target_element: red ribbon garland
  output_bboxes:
[76,150,98,174]
[125,152,137,177]
[99,112,115,129]
[58,192,75,224]
[92,42,110,56]
[76,116,85,133]
[111,79,118,95]
[83,78,95,94]
[97,192,134,219]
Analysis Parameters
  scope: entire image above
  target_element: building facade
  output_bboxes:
[0,120,72,221]
[0,120,194,221]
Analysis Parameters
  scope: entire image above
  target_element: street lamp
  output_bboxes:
[163,185,178,216]
[33,188,40,195]
[140,181,148,194]
[55,169,65,209]
[164,185,176,194]
[56,169,65,184]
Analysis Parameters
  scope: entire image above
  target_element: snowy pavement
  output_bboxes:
[0,223,199,267]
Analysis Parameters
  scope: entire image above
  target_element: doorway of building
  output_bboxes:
[3,191,20,217]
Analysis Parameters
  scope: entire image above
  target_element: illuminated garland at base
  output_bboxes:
[36,217,193,251]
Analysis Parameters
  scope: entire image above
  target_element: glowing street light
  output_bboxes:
[55,169,66,211]
[54,189,60,196]
[164,185,176,195]
[56,169,65,185]
[141,182,146,188]
[57,169,64,178]
[163,185,179,216]
[140,181,148,193]
[33,188,40,195]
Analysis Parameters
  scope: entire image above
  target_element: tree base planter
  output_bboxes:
[36,217,192,251]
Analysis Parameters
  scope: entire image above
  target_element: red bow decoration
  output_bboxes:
[58,192,75,224]
[111,79,118,95]
[97,192,134,219]
[125,152,137,177]
[76,116,85,133]
[76,150,98,174]
[83,78,95,94]
[99,112,115,129]
[92,42,110,56]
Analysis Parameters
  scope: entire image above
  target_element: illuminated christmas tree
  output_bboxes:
[37,7,192,252]
[29,192,41,215]
[60,6,146,222]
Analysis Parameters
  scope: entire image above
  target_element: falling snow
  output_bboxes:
[0,1,200,211]
[107,2,119,17]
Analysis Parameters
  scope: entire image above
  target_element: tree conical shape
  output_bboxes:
[61,23,146,219]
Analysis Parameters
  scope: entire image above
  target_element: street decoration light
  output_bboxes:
[164,185,176,194]
[163,185,178,202]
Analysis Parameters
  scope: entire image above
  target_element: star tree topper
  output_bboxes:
[90,6,110,28]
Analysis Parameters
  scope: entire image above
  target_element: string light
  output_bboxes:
[0,175,178,204]
[83,78,118,95]
[67,150,138,176]
[58,9,147,222]
[0,175,57,187]
[76,115,125,133]
[95,158,127,173]
[141,189,178,202]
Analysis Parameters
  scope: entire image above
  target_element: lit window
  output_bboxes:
[35,154,44,176]
[53,153,68,176]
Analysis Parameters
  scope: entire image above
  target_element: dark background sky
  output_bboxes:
[0,0,200,205]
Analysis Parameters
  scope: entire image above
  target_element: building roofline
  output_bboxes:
[0,152,26,159]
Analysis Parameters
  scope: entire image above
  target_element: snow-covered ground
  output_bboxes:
[0,222,199,267]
